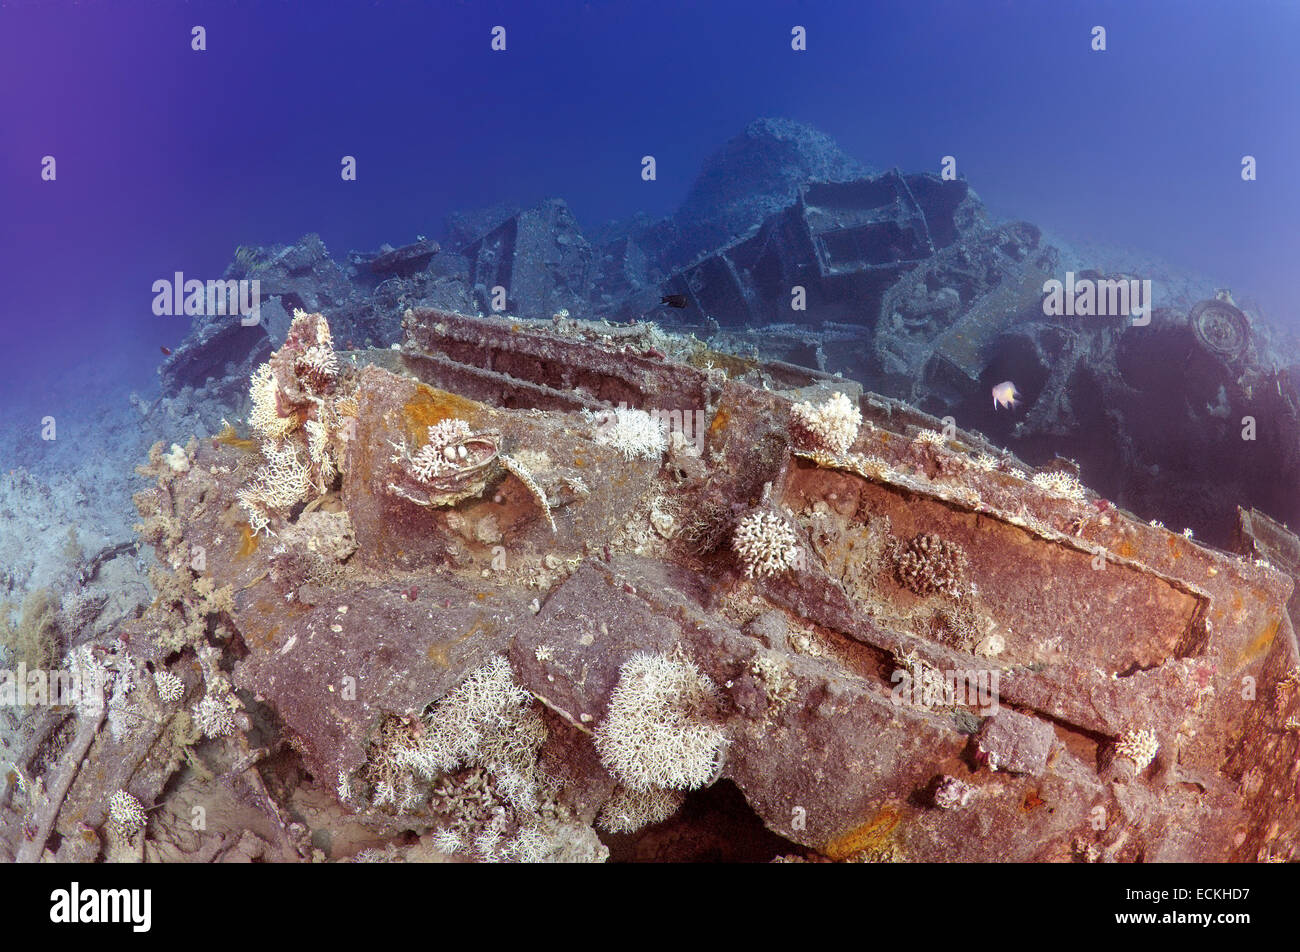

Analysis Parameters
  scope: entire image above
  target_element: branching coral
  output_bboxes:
[680,494,735,555]
[593,651,726,791]
[292,311,339,391]
[432,828,465,854]
[191,693,236,738]
[237,441,315,537]
[248,363,301,441]
[507,818,608,863]
[912,428,948,447]
[387,419,500,509]
[586,406,668,461]
[360,657,550,816]
[349,662,588,863]
[107,790,147,837]
[356,716,421,808]
[732,510,801,578]
[273,309,340,404]
[405,419,475,482]
[1114,728,1159,777]
[421,657,548,808]
[789,391,861,455]
[894,533,968,598]
[253,441,315,508]
[1031,470,1087,503]
[596,784,685,833]
[153,671,185,704]
[425,766,519,857]
[240,310,349,535]
[303,419,337,492]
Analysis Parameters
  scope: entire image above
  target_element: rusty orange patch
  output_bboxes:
[237,523,260,558]
[428,620,486,666]
[823,802,904,861]
[245,617,281,651]
[214,423,259,452]
[402,383,483,445]
[709,406,730,434]
[1228,617,1280,672]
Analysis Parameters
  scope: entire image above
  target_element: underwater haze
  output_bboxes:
[1,0,1297,415]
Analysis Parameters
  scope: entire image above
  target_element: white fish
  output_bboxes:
[992,380,1021,410]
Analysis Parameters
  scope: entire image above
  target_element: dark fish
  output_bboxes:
[160,345,172,356]
[661,294,688,308]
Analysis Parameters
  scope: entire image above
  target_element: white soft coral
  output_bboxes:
[237,441,314,536]
[789,392,861,455]
[248,363,299,440]
[292,311,339,389]
[593,652,725,791]
[586,407,668,461]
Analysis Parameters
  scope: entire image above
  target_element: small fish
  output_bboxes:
[160,345,172,356]
[661,294,688,308]
[992,380,1021,410]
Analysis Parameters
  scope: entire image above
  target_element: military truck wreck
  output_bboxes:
[4,306,1298,863]
[154,121,1300,552]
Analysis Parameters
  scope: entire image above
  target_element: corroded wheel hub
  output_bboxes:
[1189,299,1249,362]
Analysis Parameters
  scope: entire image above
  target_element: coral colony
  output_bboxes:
[238,311,346,536]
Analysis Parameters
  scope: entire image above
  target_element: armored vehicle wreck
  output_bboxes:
[3,308,1298,864]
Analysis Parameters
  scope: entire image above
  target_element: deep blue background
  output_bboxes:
[2,0,1296,415]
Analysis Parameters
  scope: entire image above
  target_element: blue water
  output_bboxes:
[2,0,1297,433]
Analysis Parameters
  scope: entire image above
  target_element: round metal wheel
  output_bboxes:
[1189,299,1250,363]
